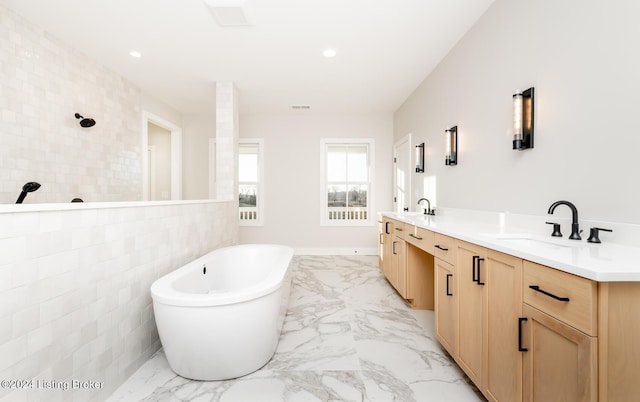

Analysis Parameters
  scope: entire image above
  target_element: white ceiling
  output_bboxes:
[1,0,494,115]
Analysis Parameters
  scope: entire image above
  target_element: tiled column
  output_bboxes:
[215,82,238,202]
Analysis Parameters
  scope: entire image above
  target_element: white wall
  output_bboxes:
[239,113,393,252]
[394,0,640,224]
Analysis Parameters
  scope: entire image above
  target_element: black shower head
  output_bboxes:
[75,113,96,128]
[16,181,41,204]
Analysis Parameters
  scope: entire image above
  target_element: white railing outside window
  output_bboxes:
[327,207,368,221]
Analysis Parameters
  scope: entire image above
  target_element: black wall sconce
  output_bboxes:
[445,126,457,165]
[512,87,534,150]
[415,143,425,173]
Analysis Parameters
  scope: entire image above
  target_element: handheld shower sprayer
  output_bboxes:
[16,182,41,204]
[74,113,96,128]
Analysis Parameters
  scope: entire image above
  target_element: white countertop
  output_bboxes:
[381,210,640,282]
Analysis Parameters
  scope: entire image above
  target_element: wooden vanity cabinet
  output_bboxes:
[380,218,395,279]
[435,257,457,354]
[521,261,597,402]
[380,217,408,297]
[377,219,384,270]
[433,233,456,265]
[522,304,597,402]
[381,214,640,402]
[391,233,407,296]
[380,218,435,308]
[405,225,435,254]
[456,240,486,386]
[598,282,640,402]
[456,241,524,402]
[484,250,524,402]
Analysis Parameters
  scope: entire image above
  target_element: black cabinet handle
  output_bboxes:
[528,285,570,302]
[446,274,453,296]
[395,227,404,232]
[472,256,485,285]
[385,222,391,234]
[408,233,423,240]
[435,245,448,251]
[518,317,528,352]
[476,257,485,285]
[392,241,397,255]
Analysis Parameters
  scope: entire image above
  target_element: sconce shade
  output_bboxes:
[445,126,457,165]
[415,143,425,173]
[512,87,534,150]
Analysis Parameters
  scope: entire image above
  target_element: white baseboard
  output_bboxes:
[293,247,378,256]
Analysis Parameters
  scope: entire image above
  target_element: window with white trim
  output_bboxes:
[320,138,375,226]
[238,139,264,226]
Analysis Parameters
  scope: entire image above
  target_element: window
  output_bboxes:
[320,138,375,226]
[238,139,264,226]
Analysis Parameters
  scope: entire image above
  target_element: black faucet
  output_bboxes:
[417,198,435,215]
[548,200,581,240]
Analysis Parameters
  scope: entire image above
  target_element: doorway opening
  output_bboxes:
[142,111,182,201]
[393,133,412,213]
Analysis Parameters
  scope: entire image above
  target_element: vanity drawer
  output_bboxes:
[433,233,456,266]
[523,260,597,336]
[392,220,406,239]
[405,225,434,253]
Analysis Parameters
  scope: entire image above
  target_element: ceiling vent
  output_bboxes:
[203,0,252,27]
[291,105,311,110]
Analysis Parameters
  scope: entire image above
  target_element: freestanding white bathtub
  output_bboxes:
[150,244,294,381]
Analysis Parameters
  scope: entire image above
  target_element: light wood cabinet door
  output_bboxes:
[393,237,407,297]
[456,241,486,386]
[522,304,597,402]
[377,220,384,272]
[381,219,394,278]
[484,250,523,402]
[435,258,456,354]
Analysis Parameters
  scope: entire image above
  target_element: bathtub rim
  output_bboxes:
[151,243,294,307]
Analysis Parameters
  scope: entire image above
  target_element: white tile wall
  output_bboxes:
[0,201,238,401]
[1,7,242,400]
[0,5,142,204]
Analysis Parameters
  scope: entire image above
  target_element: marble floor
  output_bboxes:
[107,255,484,402]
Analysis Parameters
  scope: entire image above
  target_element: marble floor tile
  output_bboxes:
[107,255,484,402]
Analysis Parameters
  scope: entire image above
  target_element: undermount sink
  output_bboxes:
[481,233,582,249]
[398,211,425,216]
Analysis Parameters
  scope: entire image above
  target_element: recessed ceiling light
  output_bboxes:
[129,50,142,58]
[323,48,336,58]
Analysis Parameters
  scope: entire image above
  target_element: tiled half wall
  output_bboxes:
[0,201,238,401]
